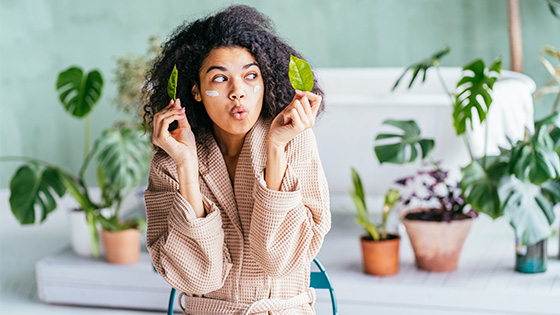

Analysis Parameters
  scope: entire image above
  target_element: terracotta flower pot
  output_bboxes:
[360,234,400,276]
[402,217,473,272]
[101,228,141,264]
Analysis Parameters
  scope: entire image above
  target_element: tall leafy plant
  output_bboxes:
[2,65,152,257]
[391,47,560,246]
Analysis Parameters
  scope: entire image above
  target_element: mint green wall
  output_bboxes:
[1,0,559,188]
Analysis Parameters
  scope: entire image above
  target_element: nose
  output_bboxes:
[229,79,246,100]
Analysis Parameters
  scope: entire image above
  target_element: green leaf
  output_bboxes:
[349,168,379,240]
[460,160,506,219]
[167,64,178,101]
[59,172,95,211]
[452,58,501,135]
[542,179,560,204]
[510,125,560,185]
[392,46,450,91]
[289,55,314,92]
[374,119,435,164]
[56,67,103,118]
[535,111,560,130]
[85,210,100,257]
[499,176,556,246]
[94,127,151,191]
[9,164,66,225]
[97,214,120,231]
[547,0,560,18]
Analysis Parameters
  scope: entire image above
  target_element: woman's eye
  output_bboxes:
[213,76,226,83]
[246,73,257,80]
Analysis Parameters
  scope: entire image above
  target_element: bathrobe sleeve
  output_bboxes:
[144,150,233,294]
[250,128,331,278]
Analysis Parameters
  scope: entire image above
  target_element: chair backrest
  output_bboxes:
[167,258,338,315]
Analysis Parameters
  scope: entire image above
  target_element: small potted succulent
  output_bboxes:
[395,162,477,272]
[350,168,400,276]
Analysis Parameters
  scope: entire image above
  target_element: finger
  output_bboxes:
[290,107,304,130]
[294,100,310,127]
[155,99,180,118]
[173,99,191,129]
[299,96,312,116]
[302,92,322,114]
[157,113,186,138]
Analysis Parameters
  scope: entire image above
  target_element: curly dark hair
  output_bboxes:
[142,5,325,138]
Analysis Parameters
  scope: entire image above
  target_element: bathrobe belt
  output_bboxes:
[178,287,316,315]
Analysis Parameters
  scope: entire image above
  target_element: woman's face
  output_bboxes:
[194,46,264,138]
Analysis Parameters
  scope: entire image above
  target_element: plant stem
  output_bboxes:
[85,116,90,160]
[553,91,560,114]
[462,134,475,162]
[483,120,489,169]
[435,62,454,101]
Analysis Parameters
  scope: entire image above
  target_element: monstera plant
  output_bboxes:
[2,66,152,260]
[387,46,560,273]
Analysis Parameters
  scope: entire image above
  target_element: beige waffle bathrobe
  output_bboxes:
[145,117,331,315]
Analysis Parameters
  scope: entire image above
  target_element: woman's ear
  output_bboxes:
[192,84,202,102]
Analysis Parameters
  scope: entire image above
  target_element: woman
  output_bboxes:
[143,5,331,314]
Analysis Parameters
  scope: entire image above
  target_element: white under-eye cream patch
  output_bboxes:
[205,90,219,97]
[254,85,262,93]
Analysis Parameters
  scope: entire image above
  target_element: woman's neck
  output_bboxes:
[212,125,246,159]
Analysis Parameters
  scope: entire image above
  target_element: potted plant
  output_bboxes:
[395,162,477,272]
[534,45,560,259]
[2,64,152,262]
[350,168,400,276]
[372,115,477,271]
[391,46,560,273]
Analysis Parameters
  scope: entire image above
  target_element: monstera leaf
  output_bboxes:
[94,127,151,191]
[499,175,556,246]
[453,58,502,135]
[392,46,450,91]
[460,159,507,219]
[9,164,66,224]
[542,179,560,204]
[56,67,103,118]
[374,120,435,164]
[510,125,560,185]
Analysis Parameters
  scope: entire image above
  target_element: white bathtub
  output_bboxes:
[312,67,536,204]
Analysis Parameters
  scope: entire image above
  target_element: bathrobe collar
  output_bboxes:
[196,117,271,233]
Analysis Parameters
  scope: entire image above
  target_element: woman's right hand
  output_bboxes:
[152,98,197,167]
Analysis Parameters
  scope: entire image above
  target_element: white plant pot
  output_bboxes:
[68,208,111,258]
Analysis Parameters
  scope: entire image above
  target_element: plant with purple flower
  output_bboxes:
[395,161,478,222]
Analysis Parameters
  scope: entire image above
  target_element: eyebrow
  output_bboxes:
[205,62,259,73]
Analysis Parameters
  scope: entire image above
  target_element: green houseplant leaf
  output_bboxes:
[9,164,66,224]
[499,175,556,246]
[94,127,151,191]
[460,159,507,219]
[56,67,103,118]
[374,120,435,164]
[167,64,178,101]
[289,55,314,92]
[509,125,560,185]
[349,168,380,241]
[452,58,502,136]
[392,46,450,91]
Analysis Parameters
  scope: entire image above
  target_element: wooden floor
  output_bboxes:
[1,191,559,314]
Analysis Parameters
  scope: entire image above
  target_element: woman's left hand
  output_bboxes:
[267,90,322,150]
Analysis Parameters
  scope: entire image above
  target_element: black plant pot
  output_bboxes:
[515,237,547,273]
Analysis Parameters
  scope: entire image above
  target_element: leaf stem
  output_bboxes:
[85,116,90,161]
[435,61,454,101]
[462,135,475,162]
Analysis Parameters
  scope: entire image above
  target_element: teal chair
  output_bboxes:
[166,258,339,314]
